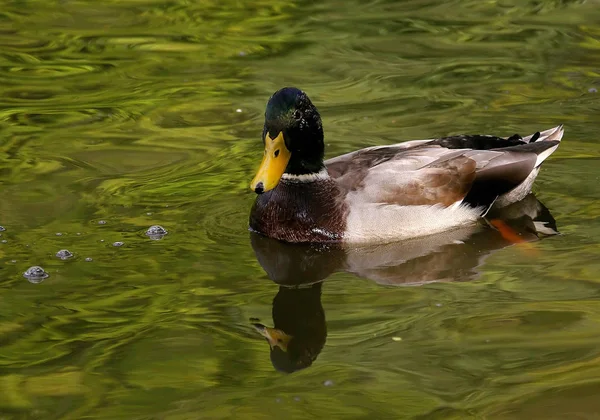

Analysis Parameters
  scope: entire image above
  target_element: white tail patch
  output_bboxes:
[523,125,564,143]
[535,144,559,168]
[495,167,540,208]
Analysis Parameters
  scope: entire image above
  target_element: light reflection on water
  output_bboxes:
[1,0,600,418]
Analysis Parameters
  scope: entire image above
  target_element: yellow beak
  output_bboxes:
[253,323,292,352]
[250,131,291,193]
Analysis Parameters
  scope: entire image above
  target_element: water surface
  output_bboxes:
[1,0,600,418]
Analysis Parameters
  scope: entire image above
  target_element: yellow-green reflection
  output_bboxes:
[0,0,600,418]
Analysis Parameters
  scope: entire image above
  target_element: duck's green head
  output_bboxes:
[250,87,324,194]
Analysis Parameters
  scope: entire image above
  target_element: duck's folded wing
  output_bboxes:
[327,140,560,208]
[326,139,433,180]
[334,146,478,207]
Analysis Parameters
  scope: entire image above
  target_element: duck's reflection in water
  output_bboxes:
[251,194,558,372]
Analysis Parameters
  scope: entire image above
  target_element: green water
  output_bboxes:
[1,0,600,418]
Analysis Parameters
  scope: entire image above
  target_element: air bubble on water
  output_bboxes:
[24,266,48,283]
[0,226,5,232]
[98,220,107,225]
[146,225,168,240]
[56,249,73,260]
[589,87,597,93]
[323,380,334,387]
[56,232,63,236]
[76,232,81,236]
[146,212,153,216]
[236,108,242,113]
[85,257,93,262]
[113,241,124,247]
[1,240,7,244]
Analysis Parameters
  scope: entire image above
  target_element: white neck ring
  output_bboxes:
[281,168,330,183]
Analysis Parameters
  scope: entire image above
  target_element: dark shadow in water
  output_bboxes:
[250,193,558,373]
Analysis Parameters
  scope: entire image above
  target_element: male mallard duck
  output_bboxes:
[249,87,563,244]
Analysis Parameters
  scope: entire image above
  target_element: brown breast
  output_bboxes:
[249,179,347,243]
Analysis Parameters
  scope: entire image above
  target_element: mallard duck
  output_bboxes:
[249,87,564,244]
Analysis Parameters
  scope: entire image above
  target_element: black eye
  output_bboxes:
[274,149,280,158]
[292,110,302,120]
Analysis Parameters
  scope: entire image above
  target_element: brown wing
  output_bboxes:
[384,155,477,206]
[326,128,562,209]
[325,140,432,184]
[333,148,479,207]
[327,142,455,194]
